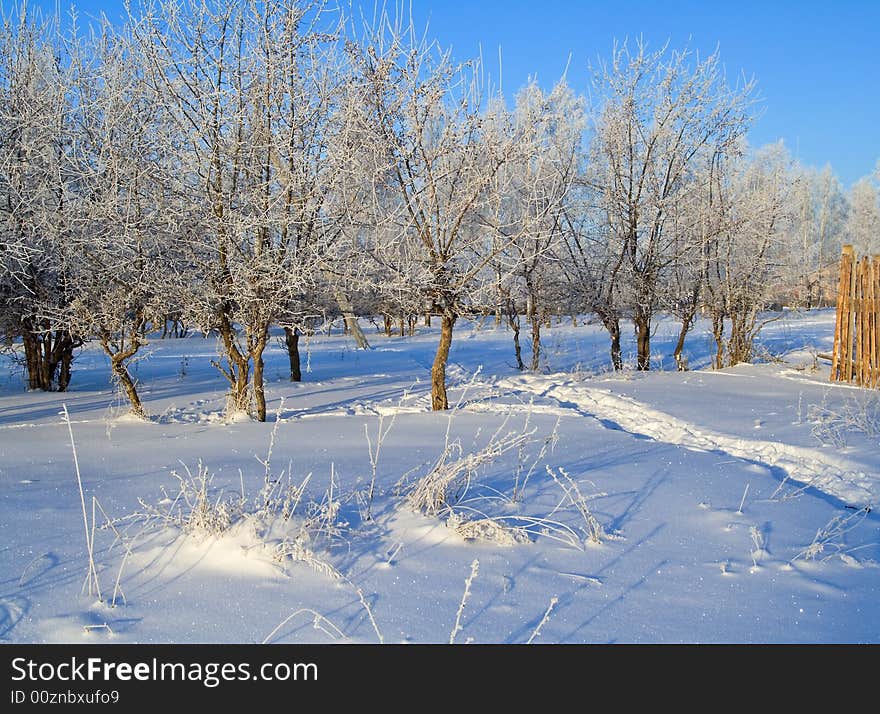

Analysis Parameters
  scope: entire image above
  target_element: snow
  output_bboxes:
[1,309,879,643]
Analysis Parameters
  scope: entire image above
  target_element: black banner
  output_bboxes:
[0,643,869,707]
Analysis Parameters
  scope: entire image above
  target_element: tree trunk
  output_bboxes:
[383,314,392,337]
[399,314,405,337]
[22,332,45,390]
[673,284,701,371]
[253,336,268,422]
[530,320,541,372]
[431,313,456,411]
[57,341,74,392]
[284,326,301,382]
[728,311,754,367]
[424,312,431,327]
[22,327,76,391]
[634,313,651,371]
[98,329,145,417]
[245,321,270,423]
[601,315,623,371]
[711,311,725,369]
[110,357,145,418]
[40,335,54,389]
[232,365,250,415]
[672,316,692,371]
[508,300,524,371]
[216,316,251,417]
[332,286,370,349]
[527,290,541,371]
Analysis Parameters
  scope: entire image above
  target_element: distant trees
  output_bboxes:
[776,165,847,309]
[1,1,874,416]
[847,178,880,259]
[704,143,794,367]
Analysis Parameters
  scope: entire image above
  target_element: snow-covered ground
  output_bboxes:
[1,309,878,644]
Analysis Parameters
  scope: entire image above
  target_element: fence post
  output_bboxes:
[874,257,880,387]
[832,245,853,382]
[857,256,866,385]
[849,251,859,382]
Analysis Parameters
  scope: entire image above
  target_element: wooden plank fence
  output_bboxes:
[831,244,880,386]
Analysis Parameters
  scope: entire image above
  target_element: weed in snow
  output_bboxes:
[63,404,102,602]
[447,512,529,545]
[526,596,559,644]
[807,391,880,449]
[792,506,873,563]
[262,608,346,644]
[449,559,479,644]
[736,483,750,515]
[402,411,534,517]
[545,465,608,547]
[749,525,764,570]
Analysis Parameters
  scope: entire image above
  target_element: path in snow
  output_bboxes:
[479,374,876,508]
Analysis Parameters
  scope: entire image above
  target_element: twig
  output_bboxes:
[737,483,750,514]
[262,608,345,644]
[63,404,102,601]
[18,552,51,587]
[449,559,479,644]
[526,596,559,644]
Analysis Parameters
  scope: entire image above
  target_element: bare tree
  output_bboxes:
[131,0,342,420]
[705,142,793,367]
[496,78,584,371]
[61,21,175,417]
[349,13,529,409]
[847,177,879,259]
[786,164,847,308]
[588,40,755,370]
[0,6,81,391]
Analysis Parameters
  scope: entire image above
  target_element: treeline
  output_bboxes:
[0,1,874,419]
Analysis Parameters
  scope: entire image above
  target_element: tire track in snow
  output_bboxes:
[490,374,876,508]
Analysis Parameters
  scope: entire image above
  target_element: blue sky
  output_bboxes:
[9,0,879,187]
[408,0,879,188]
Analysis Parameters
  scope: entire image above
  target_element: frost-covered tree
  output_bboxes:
[847,177,880,259]
[587,40,755,370]
[558,183,627,369]
[497,78,584,371]
[661,151,725,370]
[705,142,794,367]
[131,0,343,420]
[61,23,177,417]
[785,164,847,307]
[0,7,81,391]
[349,14,530,409]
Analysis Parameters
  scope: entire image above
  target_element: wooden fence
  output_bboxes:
[831,245,880,386]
